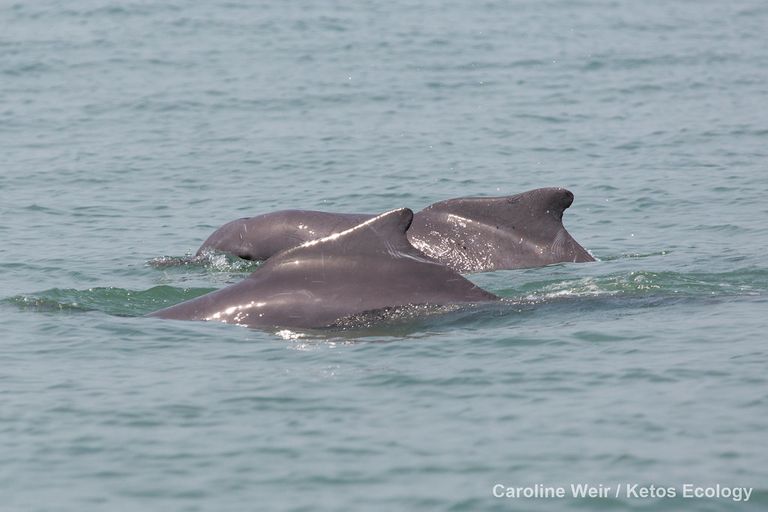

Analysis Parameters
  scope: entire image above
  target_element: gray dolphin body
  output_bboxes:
[150,209,498,329]
[195,188,594,273]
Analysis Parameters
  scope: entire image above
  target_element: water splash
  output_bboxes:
[147,250,262,273]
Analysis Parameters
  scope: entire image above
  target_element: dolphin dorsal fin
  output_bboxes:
[421,187,575,225]
[305,207,413,249]
[264,208,422,266]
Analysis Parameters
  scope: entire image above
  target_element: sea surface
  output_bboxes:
[2,1,767,510]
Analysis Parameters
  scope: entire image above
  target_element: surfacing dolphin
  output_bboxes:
[149,209,498,329]
[195,187,594,273]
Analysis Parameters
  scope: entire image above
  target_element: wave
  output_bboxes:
[6,285,214,317]
[493,268,768,302]
[6,268,765,327]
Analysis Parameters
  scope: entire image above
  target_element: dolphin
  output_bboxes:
[197,210,371,262]
[149,209,498,329]
[194,188,594,273]
[407,187,595,272]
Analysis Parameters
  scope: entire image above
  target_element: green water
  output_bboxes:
[2,0,767,510]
